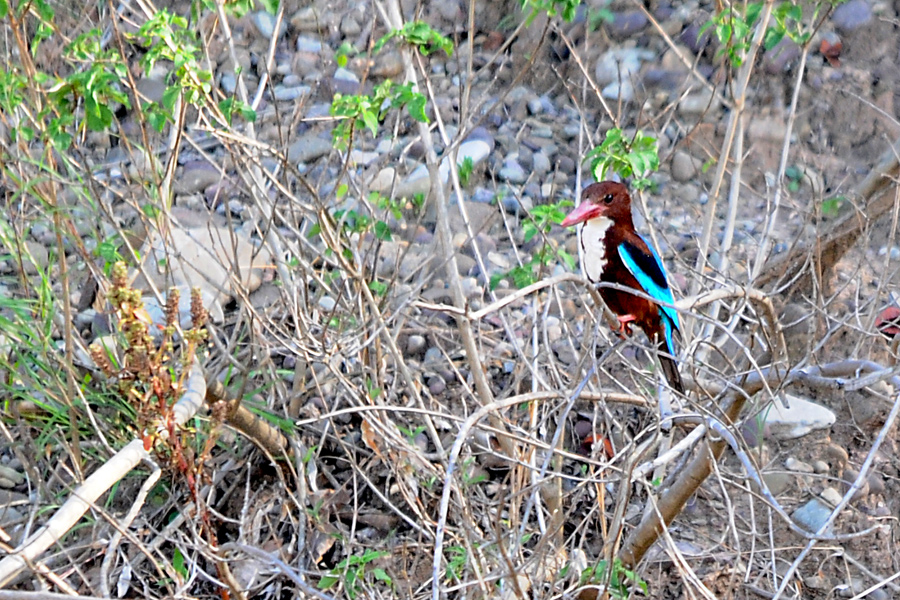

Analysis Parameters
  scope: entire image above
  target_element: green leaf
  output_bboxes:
[374,221,392,241]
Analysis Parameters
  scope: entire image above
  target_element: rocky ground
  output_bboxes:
[3,0,900,597]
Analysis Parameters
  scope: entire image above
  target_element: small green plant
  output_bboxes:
[318,549,392,599]
[335,41,357,68]
[445,545,468,582]
[821,195,845,218]
[47,29,130,141]
[374,21,453,56]
[458,156,475,186]
[701,1,827,69]
[461,457,487,486]
[784,165,803,193]
[588,3,615,29]
[700,3,762,68]
[128,10,216,130]
[330,80,429,149]
[580,557,648,599]
[491,200,575,290]
[520,0,580,25]
[397,424,427,444]
[584,128,659,190]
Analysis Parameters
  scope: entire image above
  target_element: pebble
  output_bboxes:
[340,13,361,36]
[764,393,835,440]
[499,156,527,184]
[840,468,869,501]
[272,85,312,101]
[406,334,426,355]
[792,497,833,533]
[532,152,551,177]
[460,276,482,299]
[252,11,284,39]
[877,245,900,260]
[331,67,360,95]
[318,295,336,312]
[500,193,533,215]
[296,36,323,53]
[670,150,699,182]
[0,465,24,486]
[832,0,872,33]
[220,73,237,94]
[678,90,718,116]
[764,37,800,73]
[785,457,815,473]
[527,97,544,115]
[427,376,446,395]
[175,162,220,194]
[21,241,50,275]
[424,346,442,364]
[820,486,843,507]
[288,134,333,164]
[761,472,791,496]
[372,50,404,78]
[608,10,648,40]
[594,48,654,85]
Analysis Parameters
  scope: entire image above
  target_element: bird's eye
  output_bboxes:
[603,194,614,204]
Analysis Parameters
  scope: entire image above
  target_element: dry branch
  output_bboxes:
[0,361,205,587]
[755,135,900,295]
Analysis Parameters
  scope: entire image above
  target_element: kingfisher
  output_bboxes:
[561,181,684,393]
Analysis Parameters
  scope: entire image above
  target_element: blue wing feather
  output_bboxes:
[617,236,680,353]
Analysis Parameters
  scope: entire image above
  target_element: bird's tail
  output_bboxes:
[657,340,684,394]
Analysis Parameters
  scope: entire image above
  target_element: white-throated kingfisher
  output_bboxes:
[561,181,684,393]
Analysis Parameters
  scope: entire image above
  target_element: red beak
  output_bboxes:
[560,202,603,228]
[877,306,900,338]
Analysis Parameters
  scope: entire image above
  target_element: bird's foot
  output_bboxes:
[614,314,636,338]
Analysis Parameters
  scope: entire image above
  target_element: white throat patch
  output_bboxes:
[580,216,613,283]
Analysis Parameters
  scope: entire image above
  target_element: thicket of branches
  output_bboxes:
[1,0,899,598]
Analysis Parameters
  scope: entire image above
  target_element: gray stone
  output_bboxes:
[602,81,634,101]
[175,163,221,194]
[340,14,361,36]
[608,10,649,40]
[252,11,284,39]
[764,393,835,440]
[318,295,336,312]
[527,97,544,115]
[670,151,699,183]
[499,156,527,184]
[785,457,815,473]
[220,73,237,94]
[372,50,404,78]
[594,48,654,85]
[290,6,334,32]
[406,334,426,355]
[532,152,552,177]
[832,0,871,33]
[288,134,333,164]
[424,346,442,364]
[792,498,833,533]
[678,90,718,116]
[296,36,323,53]
[20,241,49,275]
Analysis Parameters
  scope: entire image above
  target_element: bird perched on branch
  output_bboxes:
[561,181,684,393]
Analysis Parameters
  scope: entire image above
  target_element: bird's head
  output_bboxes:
[560,181,633,228]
